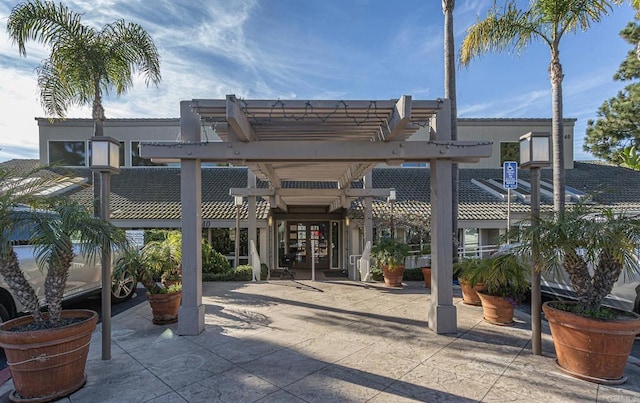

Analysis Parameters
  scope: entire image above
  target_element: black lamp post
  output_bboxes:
[90,136,120,361]
[519,131,550,356]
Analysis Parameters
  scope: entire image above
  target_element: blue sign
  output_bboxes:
[503,161,518,189]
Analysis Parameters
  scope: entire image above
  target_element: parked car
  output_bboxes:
[0,208,137,322]
[494,243,640,314]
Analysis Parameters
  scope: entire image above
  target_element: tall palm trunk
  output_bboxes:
[0,248,43,323]
[549,45,566,214]
[43,238,73,324]
[591,249,623,311]
[563,251,593,309]
[443,0,459,258]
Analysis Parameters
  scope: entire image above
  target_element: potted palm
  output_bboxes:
[454,258,487,306]
[517,205,640,384]
[0,196,127,401]
[114,233,182,325]
[371,238,411,287]
[464,253,529,325]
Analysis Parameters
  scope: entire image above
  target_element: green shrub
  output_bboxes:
[203,271,234,281]
[202,265,253,281]
[144,229,171,244]
[202,242,231,274]
[370,266,383,281]
[260,263,269,280]
[403,267,424,281]
[233,265,253,281]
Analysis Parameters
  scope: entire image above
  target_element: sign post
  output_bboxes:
[503,161,518,241]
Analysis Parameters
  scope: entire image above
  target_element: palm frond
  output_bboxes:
[7,0,85,57]
[460,2,543,66]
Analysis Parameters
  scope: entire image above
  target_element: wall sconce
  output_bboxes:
[345,216,350,227]
[388,188,397,202]
[268,215,273,227]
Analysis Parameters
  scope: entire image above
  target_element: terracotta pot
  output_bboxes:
[422,267,431,288]
[542,301,640,384]
[477,291,515,325]
[459,278,486,306]
[382,265,405,287]
[0,309,98,402]
[147,291,182,325]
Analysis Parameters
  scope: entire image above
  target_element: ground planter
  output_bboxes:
[382,265,405,287]
[0,309,98,402]
[542,301,640,384]
[459,279,486,306]
[421,267,431,288]
[147,291,182,324]
[477,291,515,325]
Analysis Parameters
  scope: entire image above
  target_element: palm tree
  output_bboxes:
[0,168,128,326]
[30,200,128,324]
[0,166,53,323]
[443,0,460,258]
[7,0,161,215]
[516,204,640,313]
[460,0,617,214]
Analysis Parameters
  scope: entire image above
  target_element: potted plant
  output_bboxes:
[145,231,182,288]
[464,253,529,325]
[517,204,640,384]
[454,258,487,306]
[418,244,432,288]
[371,238,411,287]
[0,196,127,401]
[114,233,183,325]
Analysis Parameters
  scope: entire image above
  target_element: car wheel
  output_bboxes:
[111,269,137,303]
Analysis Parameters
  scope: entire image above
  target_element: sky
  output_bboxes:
[0,0,637,162]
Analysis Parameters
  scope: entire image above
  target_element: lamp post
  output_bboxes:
[388,188,396,239]
[519,131,550,356]
[90,136,120,361]
[234,196,243,268]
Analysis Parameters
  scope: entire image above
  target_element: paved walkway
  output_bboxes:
[1,280,639,402]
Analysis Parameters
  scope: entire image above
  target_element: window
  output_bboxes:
[88,141,125,167]
[48,141,86,166]
[461,228,479,258]
[500,142,519,167]
[131,141,168,167]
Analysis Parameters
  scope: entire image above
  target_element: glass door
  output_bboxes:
[285,221,329,269]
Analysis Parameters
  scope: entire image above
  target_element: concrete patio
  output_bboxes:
[2,280,639,402]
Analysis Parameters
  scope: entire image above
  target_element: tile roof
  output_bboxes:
[3,160,640,223]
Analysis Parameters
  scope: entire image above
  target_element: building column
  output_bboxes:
[428,98,457,334]
[363,172,373,250]
[259,227,268,269]
[343,221,349,275]
[178,101,204,335]
[248,171,257,266]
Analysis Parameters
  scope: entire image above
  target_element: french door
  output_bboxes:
[286,221,329,269]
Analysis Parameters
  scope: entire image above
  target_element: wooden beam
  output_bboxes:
[141,140,492,162]
[229,187,395,198]
[226,95,257,142]
[386,95,411,141]
[269,195,287,212]
[256,163,281,188]
[338,163,375,189]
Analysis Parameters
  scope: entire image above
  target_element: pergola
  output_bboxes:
[141,95,492,335]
